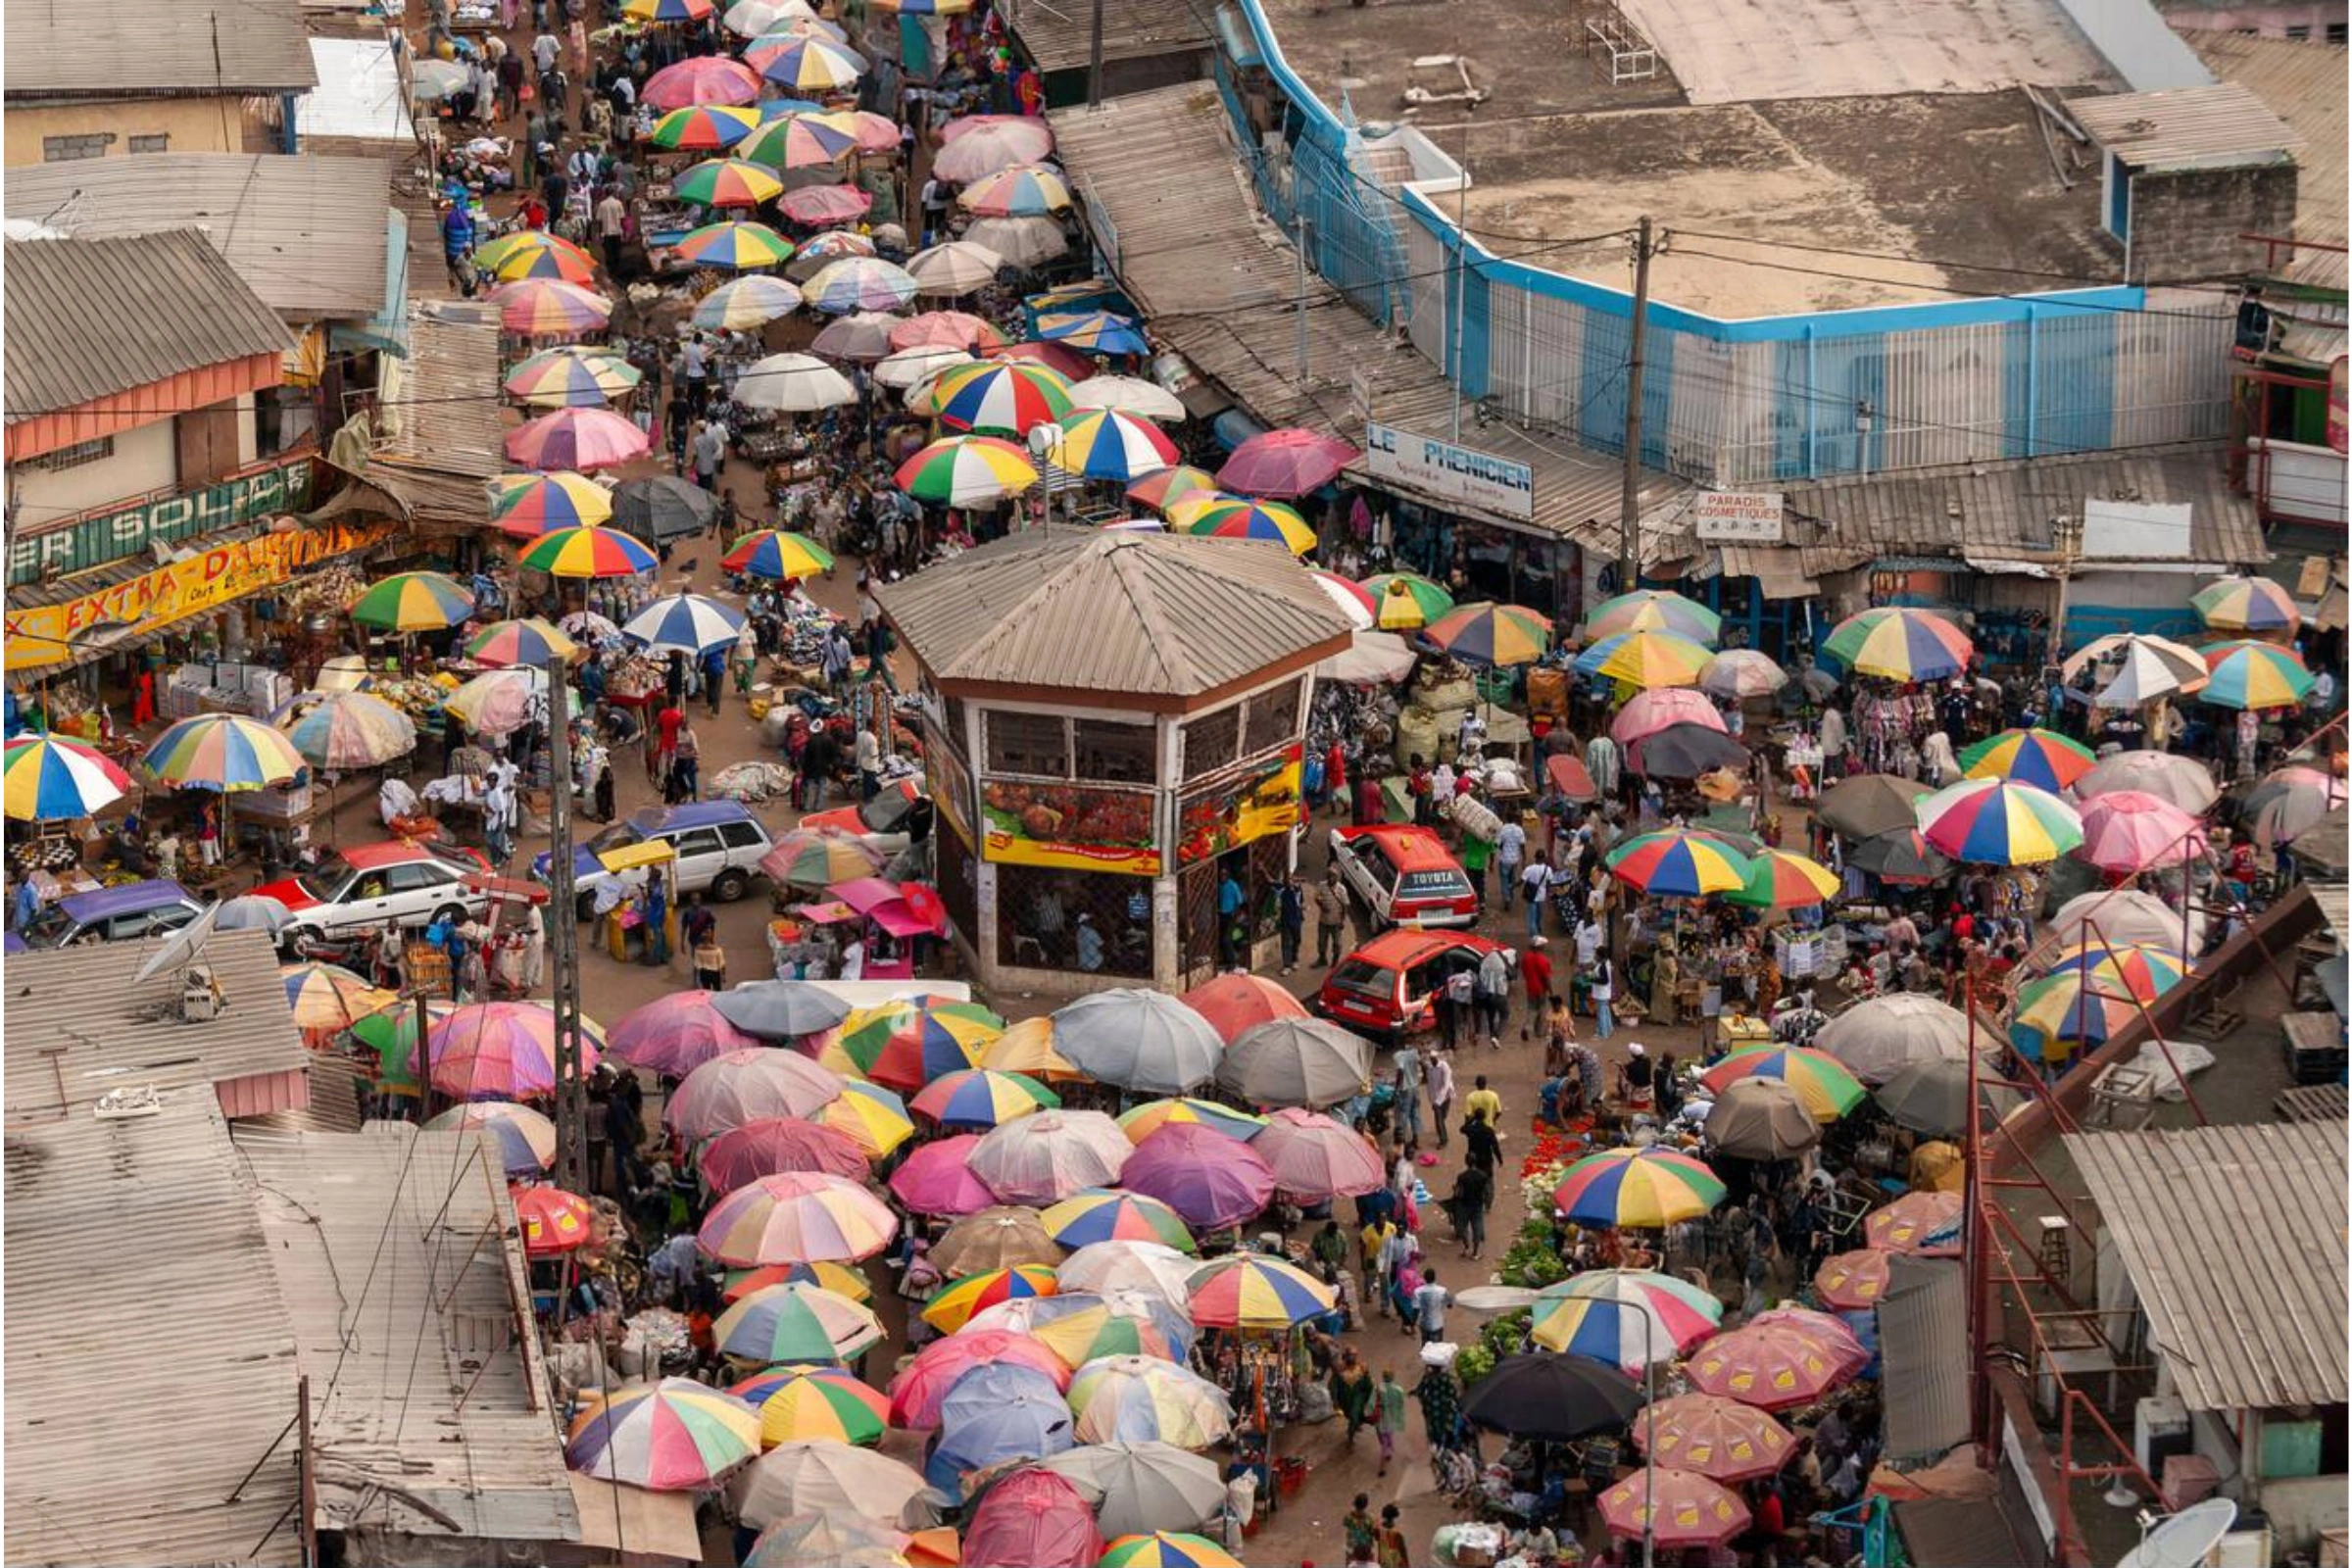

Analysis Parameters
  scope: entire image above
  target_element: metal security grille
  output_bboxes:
[995,864,1152,979]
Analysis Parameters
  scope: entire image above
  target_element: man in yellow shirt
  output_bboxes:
[1463,1075,1503,1128]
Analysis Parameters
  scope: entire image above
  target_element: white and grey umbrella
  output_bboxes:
[905,239,1005,297]
[1037,1442,1227,1540]
[1215,1017,1374,1109]
[1050,988,1224,1094]
[622,592,747,658]
[1067,374,1187,421]
[735,352,856,414]
[709,980,854,1039]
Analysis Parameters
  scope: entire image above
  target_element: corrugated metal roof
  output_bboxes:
[2310,879,2350,948]
[1879,1257,1970,1462]
[877,527,1352,699]
[2071,81,2303,170]
[6,156,392,320]
[2,928,313,1120]
[3,232,291,421]
[1048,83,1684,551]
[6,0,317,96]
[2189,35,2347,244]
[1003,0,1210,73]
[299,37,416,144]
[234,1127,580,1544]
[369,300,508,526]
[2065,1118,2348,1412]
[1768,443,2266,566]
[5,1095,303,1568]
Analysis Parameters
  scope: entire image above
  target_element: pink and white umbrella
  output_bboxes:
[607,990,759,1077]
[429,1002,603,1099]
[697,1170,900,1265]
[968,1109,1131,1205]
[1215,428,1358,498]
[506,407,651,471]
[667,1047,845,1139]
[643,55,762,108]
[1250,1106,1386,1201]
[780,183,871,227]
[890,310,1004,353]
[1611,687,1727,747]
[2078,789,2208,871]
[934,114,1054,182]
[887,1133,1004,1216]
[701,1116,873,1191]
[1307,569,1377,629]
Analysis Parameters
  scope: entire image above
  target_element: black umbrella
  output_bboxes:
[1844,827,1951,885]
[1630,722,1748,779]
[1818,773,1932,840]
[612,475,719,543]
[1461,1353,1642,1441]
[710,980,854,1039]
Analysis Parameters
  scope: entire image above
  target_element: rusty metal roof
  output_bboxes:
[367,299,509,528]
[2192,36,2348,246]
[5,1095,303,1567]
[6,156,392,321]
[3,232,292,422]
[1003,0,1209,74]
[7,0,317,97]
[2071,81,2303,170]
[2065,1118,2347,1412]
[877,527,1352,700]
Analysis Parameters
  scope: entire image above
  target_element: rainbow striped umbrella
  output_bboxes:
[1067,1359,1232,1448]
[740,109,858,170]
[1127,464,1219,513]
[958,164,1072,217]
[514,1186,598,1256]
[811,1083,916,1163]
[506,408,651,471]
[675,157,786,208]
[474,228,598,283]
[1115,1098,1267,1144]
[1100,1533,1243,1568]
[489,277,612,336]
[273,690,416,769]
[1822,607,1973,681]
[803,257,920,314]
[2198,639,2316,710]
[504,346,642,407]
[1041,1188,1199,1251]
[1604,830,1752,899]
[677,220,797,270]
[695,274,805,330]
[1186,1255,1334,1330]
[429,1002,604,1100]
[490,471,612,534]
[1724,848,1839,910]
[1168,493,1316,554]
[1575,628,1713,689]
[1699,1046,1866,1120]
[282,961,398,1033]
[1550,1147,1727,1229]
[1915,778,2083,865]
[1424,601,1553,667]
[1036,309,1151,357]
[623,0,715,19]
[466,617,579,668]
[826,999,1006,1092]
[424,1099,554,1173]
[750,33,865,90]
[1584,588,1721,646]
[1631,1394,1795,1483]
[715,1281,885,1363]
[1048,409,1177,481]
[141,714,306,792]
[735,1366,891,1446]
[649,104,760,151]
[1530,1269,1722,1369]
[724,1261,875,1304]
[932,361,1076,435]
[2010,958,2176,1064]
[1359,570,1455,630]
[566,1378,760,1491]
[2192,572,2300,632]
[894,434,1040,505]
[348,569,475,631]
[1023,1298,1193,1368]
[912,1067,1060,1129]
[520,523,661,579]
[3,734,131,820]
[698,1171,901,1265]
[723,528,837,580]
[352,1000,454,1098]
[1959,727,2095,792]
[921,1263,1059,1332]
[761,828,885,890]
[2045,942,2186,994]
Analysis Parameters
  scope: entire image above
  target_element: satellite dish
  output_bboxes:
[135,899,221,985]
[2113,1498,2237,1568]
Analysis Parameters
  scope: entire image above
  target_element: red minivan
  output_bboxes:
[1316,928,1510,1038]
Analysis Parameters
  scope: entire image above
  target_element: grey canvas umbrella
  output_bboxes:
[1703,1078,1822,1160]
[1875,1055,2025,1137]
[213,894,293,933]
[1816,994,1985,1086]
[612,475,718,543]
[1631,721,1749,779]
[710,980,854,1039]
[1818,774,1932,841]
[1214,1018,1373,1109]
[1844,827,1950,885]
[1036,1443,1226,1540]
[1050,989,1224,1094]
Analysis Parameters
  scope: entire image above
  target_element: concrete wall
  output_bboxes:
[2128,165,2301,282]
[6,418,179,533]
[3,97,257,166]
[2263,1474,2351,1556]
[2160,0,2347,36]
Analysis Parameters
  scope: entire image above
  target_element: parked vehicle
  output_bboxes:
[254,843,493,949]
[801,779,934,857]
[1314,927,1509,1038]
[23,879,207,949]
[1327,824,1479,929]
[535,800,775,917]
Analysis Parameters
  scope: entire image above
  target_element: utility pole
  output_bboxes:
[544,652,588,1195]
[1450,115,1474,443]
[1087,0,1104,108]
[1617,216,1654,592]
[1295,211,1312,386]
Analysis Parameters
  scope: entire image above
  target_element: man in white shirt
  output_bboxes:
[855,727,882,801]
[1413,1267,1451,1344]
[595,189,627,275]
[532,30,561,75]
[1495,816,1527,906]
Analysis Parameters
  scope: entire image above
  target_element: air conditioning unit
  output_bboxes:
[2134,1395,2190,1476]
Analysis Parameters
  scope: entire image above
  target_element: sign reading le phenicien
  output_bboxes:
[1363,422,1534,521]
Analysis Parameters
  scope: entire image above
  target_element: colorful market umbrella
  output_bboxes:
[1423,602,1552,667]
[1574,629,1714,689]
[644,54,764,107]
[649,104,760,151]
[1605,830,1752,899]
[675,157,787,207]
[751,34,865,90]
[504,345,642,406]
[780,183,873,227]
[715,1281,885,1362]
[1127,465,1219,514]
[702,1117,873,1190]
[1915,778,2083,864]
[827,999,1005,1092]
[490,470,612,532]
[932,361,1076,436]
[623,0,716,20]
[1630,1395,1794,1483]
[489,278,612,337]
[1610,687,1725,747]
[350,999,454,1097]
[282,961,398,1033]
[2198,639,2316,710]
[519,523,661,578]
[424,1100,555,1173]
[912,1067,1059,1129]
[1597,1468,1750,1548]
[1822,607,1973,681]
[1698,1046,1866,1120]
[2191,572,2301,632]
[466,617,580,668]
[678,220,798,270]
[920,1263,1060,1332]
[566,1378,760,1491]
[1215,428,1356,498]
[429,1002,603,1100]
[695,274,806,330]
[958,164,1072,217]
[3,734,131,820]
[666,1047,844,1140]
[1099,1534,1240,1568]
[1360,570,1454,631]
[997,1295,1194,1369]
[1686,1322,1855,1410]
[1958,727,2096,792]
[805,259,920,314]
[1114,1098,1267,1144]
[812,1079,916,1158]
[1812,1249,1893,1311]
[1698,649,1788,701]
[348,569,475,631]
[760,829,886,892]
[723,528,837,581]
[1067,1359,1232,1449]
[1724,848,1839,910]
[1186,1255,1334,1330]
[889,1329,1073,1427]
[698,1171,900,1265]
[1529,1269,1723,1369]
[2047,941,2186,992]
[1549,1147,1727,1229]
[1864,1191,1963,1255]
[2010,960,2175,1064]
[906,238,1005,295]
[514,1185,598,1255]
[1037,310,1151,357]
[141,714,306,792]
[1049,410,1177,481]
[622,592,748,656]
[1167,493,1316,554]
[1041,1189,1198,1252]
[741,110,860,170]
[895,434,1041,506]
[1585,588,1721,646]
[474,229,598,283]
[887,1133,1002,1215]
[507,408,651,471]
[734,1365,892,1446]
[2077,789,2207,871]
[1121,1125,1277,1230]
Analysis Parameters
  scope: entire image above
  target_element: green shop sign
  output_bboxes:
[8,456,317,586]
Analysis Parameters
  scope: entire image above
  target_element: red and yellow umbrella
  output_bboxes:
[1686,1322,1854,1410]
[824,999,1005,1092]
[735,1365,892,1446]
[920,1263,1059,1332]
[1698,1046,1866,1120]
[1423,602,1552,667]
[519,523,661,579]
[1723,848,1838,910]
[1167,493,1317,555]
[1548,1147,1727,1229]
[514,1184,597,1255]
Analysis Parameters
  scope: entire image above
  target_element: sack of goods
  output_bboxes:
[1446,792,1503,844]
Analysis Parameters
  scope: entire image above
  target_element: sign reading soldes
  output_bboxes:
[7,455,316,585]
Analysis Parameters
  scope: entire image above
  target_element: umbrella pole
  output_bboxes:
[1641,1310,1656,1568]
